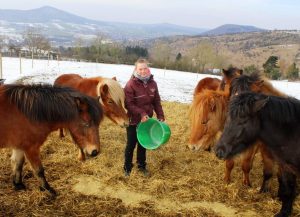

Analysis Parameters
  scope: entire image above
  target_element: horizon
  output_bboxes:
[0,1,300,30]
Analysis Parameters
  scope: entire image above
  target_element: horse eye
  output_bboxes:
[82,121,90,128]
[108,100,113,104]
[201,120,208,125]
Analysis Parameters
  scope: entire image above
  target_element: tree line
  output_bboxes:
[1,28,299,80]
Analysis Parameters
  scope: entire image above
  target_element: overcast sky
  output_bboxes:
[1,0,300,30]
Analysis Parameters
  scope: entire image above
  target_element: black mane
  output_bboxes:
[230,92,300,123]
[3,84,103,123]
[229,72,261,96]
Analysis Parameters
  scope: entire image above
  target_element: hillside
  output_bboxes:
[143,30,300,69]
[201,24,265,36]
[0,6,207,43]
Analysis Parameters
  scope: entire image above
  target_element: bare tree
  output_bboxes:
[188,41,216,73]
[23,27,51,57]
[92,32,109,61]
[150,42,171,68]
[0,35,6,51]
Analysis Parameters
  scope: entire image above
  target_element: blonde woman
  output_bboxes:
[123,58,165,177]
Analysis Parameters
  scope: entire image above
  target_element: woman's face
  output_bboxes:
[136,63,150,78]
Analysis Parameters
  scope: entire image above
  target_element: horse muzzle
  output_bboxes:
[215,143,227,159]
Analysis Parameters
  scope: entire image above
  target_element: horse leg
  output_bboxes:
[224,159,234,184]
[275,169,296,217]
[24,147,56,196]
[11,149,26,190]
[241,145,258,187]
[259,144,274,193]
[59,128,64,138]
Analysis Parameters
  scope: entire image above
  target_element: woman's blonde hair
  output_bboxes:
[135,58,149,67]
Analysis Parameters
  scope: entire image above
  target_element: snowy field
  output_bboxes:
[1,57,300,103]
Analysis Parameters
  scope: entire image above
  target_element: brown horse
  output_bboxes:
[193,77,221,96]
[189,89,228,151]
[189,68,279,191]
[223,73,286,191]
[0,84,103,195]
[189,67,242,150]
[54,74,128,130]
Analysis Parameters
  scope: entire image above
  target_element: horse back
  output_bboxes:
[0,93,48,149]
[194,77,221,96]
[54,74,99,97]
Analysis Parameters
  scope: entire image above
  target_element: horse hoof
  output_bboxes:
[187,144,195,150]
[259,187,270,193]
[13,182,26,191]
[40,186,57,196]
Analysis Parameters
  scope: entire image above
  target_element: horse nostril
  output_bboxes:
[91,150,98,157]
[215,147,225,159]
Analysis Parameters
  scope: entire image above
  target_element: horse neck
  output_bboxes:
[259,82,286,97]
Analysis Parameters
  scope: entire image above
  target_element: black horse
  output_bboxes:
[215,92,300,217]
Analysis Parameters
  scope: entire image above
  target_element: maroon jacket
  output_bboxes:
[124,75,165,125]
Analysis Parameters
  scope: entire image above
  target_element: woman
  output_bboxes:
[123,58,165,177]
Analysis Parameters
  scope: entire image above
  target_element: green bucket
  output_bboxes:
[137,118,171,150]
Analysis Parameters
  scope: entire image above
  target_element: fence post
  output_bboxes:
[0,53,2,79]
[19,52,22,75]
[32,51,34,68]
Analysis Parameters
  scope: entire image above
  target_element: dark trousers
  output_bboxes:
[124,125,146,172]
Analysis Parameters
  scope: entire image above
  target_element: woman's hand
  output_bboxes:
[141,115,149,122]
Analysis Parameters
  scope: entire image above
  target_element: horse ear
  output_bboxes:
[100,84,109,95]
[253,97,268,112]
[222,69,229,76]
[75,97,87,112]
[112,76,117,81]
[238,69,243,75]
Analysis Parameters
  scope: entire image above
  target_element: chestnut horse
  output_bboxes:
[0,84,103,195]
[54,74,128,130]
[189,67,243,150]
[189,89,228,151]
[189,68,280,191]
[193,77,221,96]
[216,92,300,217]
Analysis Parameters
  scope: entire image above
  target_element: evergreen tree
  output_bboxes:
[286,63,299,80]
[176,52,182,61]
[263,56,281,79]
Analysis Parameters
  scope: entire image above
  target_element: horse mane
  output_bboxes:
[230,92,300,123]
[220,67,243,90]
[101,78,125,109]
[230,72,286,97]
[189,89,228,141]
[3,84,103,123]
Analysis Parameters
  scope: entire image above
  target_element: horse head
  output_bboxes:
[97,78,129,127]
[68,94,103,161]
[220,67,243,93]
[215,92,268,159]
[189,90,228,151]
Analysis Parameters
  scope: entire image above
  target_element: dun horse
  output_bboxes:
[0,84,103,195]
[54,74,128,130]
[216,92,300,217]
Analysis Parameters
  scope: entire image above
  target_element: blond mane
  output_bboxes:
[96,77,125,109]
[189,89,229,150]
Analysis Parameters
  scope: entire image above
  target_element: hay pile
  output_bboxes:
[0,101,298,216]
